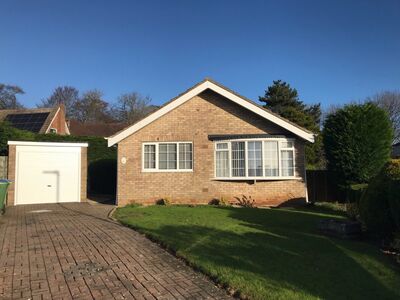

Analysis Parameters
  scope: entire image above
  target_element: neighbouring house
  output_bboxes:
[68,119,127,137]
[393,142,400,158]
[107,78,315,207]
[0,104,69,135]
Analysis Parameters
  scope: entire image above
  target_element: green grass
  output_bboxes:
[114,205,400,300]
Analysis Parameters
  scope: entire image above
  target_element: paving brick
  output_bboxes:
[0,203,231,299]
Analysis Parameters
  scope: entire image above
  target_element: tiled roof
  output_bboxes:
[68,120,128,137]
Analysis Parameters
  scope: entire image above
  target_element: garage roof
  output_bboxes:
[8,141,88,147]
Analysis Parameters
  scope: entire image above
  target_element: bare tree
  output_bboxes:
[39,86,80,117]
[368,91,400,143]
[111,92,154,124]
[0,84,25,109]
[73,90,112,123]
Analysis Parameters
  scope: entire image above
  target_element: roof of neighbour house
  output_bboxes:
[0,106,61,134]
[68,119,128,137]
[106,78,316,146]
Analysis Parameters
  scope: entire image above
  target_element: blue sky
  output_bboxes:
[1,0,399,109]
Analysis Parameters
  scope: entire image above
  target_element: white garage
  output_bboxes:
[7,141,88,205]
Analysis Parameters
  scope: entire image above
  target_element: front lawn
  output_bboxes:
[114,205,400,299]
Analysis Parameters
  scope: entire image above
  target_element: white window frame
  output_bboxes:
[142,141,193,172]
[215,142,231,178]
[214,138,298,180]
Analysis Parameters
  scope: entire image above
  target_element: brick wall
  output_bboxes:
[6,145,16,206]
[48,106,68,135]
[81,147,87,202]
[117,90,307,207]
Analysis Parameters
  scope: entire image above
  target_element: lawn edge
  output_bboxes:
[113,211,244,299]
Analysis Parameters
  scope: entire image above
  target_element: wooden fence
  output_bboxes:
[306,170,340,203]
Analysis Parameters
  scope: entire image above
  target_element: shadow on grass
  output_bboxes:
[125,207,400,299]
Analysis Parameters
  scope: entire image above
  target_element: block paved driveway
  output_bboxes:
[0,203,231,300]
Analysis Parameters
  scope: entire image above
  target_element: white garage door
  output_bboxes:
[15,144,82,205]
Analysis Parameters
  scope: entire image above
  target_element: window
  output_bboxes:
[144,144,156,169]
[215,143,230,177]
[264,141,279,176]
[159,143,177,170]
[179,143,192,169]
[232,141,245,177]
[214,139,296,179]
[143,142,193,171]
[49,128,57,134]
[280,141,294,176]
[247,141,262,176]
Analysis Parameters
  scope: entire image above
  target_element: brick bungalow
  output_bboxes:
[107,79,315,206]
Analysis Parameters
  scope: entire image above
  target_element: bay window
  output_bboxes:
[264,141,279,176]
[247,141,262,176]
[214,139,296,179]
[232,141,245,177]
[280,141,294,176]
[143,142,193,171]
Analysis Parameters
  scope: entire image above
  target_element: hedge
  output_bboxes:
[34,134,116,163]
[0,122,117,195]
[323,103,393,186]
[359,159,400,237]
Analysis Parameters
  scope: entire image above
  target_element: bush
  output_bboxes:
[34,134,116,163]
[0,122,35,155]
[359,160,400,237]
[209,197,229,206]
[323,103,393,186]
[235,195,256,208]
[156,198,171,206]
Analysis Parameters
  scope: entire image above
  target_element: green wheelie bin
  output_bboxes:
[0,179,10,213]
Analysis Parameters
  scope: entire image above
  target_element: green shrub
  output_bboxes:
[234,195,256,208]
[359,160,400,237]
[387,160,400,230]
[34,134,116,163]
[323,103,393,186]
[0,122,35,155]
[209,197,229,206]
[346,184,368,203]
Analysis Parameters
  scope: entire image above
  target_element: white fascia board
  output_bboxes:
[208,82,315,143]
[44,107,60,133]
[107,80,315,146]
[8,141,89,147]
[107,83,209,146]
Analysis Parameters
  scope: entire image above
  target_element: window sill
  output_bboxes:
[212,177,302,181]
[142,169,193,173]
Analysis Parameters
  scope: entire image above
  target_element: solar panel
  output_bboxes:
[5,112,50,133]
